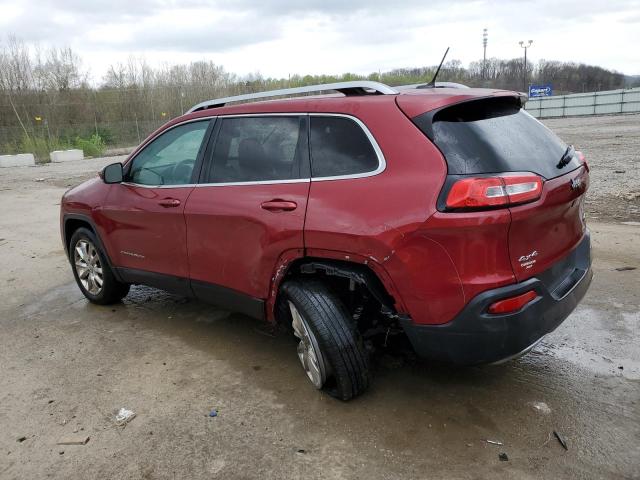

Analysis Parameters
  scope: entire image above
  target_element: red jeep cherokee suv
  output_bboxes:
[61,81,592,400]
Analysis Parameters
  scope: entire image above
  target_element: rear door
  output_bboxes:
[102,119,212,287]
[411,96,588,282]
[184,115,310,310]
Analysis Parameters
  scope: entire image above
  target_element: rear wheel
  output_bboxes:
[278,279,370,400]
[69,228,129,305]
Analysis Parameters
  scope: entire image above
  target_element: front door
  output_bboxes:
[101,119,212,289]
[184,115,310,313]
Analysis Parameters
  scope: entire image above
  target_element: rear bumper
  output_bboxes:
[400,232,592,365]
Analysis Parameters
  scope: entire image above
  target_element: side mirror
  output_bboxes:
[102,162,123,184]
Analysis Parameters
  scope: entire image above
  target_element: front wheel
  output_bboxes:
[278,279,370,401]
[69,227,130,305]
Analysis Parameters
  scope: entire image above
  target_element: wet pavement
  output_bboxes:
[1,116,639,479]
[1,220,638,478]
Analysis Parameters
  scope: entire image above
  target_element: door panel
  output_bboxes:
[185,115,310,301]
[185,182,309,299]
[102,185,194,278]
[99,119,212,280]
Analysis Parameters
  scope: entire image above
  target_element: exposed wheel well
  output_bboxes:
[276,258,406,350]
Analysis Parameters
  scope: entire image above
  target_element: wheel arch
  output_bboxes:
[63,215,95,256]
[266,250,408,323]
[62,213,122,282]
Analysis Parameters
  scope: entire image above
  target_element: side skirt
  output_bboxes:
[116,267,265,320]
[191,280,265,320]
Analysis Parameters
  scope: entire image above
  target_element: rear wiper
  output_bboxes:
[557,145,575,169]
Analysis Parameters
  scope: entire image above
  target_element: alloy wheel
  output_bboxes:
[74,239,104,295]
[289,301,329,389]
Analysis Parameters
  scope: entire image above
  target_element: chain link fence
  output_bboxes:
[0,86,231,161]
[0,119,163,148]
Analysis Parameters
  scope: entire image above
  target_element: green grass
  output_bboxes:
[73,133,106,157]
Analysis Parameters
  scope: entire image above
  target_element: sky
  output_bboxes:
[1,0,639,82]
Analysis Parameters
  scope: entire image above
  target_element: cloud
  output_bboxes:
[85,9,282,53]
[0,0,638,78]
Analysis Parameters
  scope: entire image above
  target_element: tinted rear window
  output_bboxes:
[414,97,580,179]
[310,116,379,178]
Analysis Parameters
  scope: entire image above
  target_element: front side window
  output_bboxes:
[309,116,379,178]
[127,120,209,186]
[207,116,307,183]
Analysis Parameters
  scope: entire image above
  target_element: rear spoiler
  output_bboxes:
[409,93,527,141]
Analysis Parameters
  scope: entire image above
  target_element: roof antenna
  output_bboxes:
[418,47,450,89]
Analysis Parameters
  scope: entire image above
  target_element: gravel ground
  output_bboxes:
[0,114,638,479]
[543,113,640,222]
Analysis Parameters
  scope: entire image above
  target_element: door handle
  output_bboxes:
[158,198,181,208]
[260,200,297,212]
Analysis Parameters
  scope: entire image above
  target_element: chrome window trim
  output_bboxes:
[123,116,216,188]
[204,112,305,118]
[195,178,311,188]
[193,112,385,187]
[121,182,198,190]
[123,112,387,188]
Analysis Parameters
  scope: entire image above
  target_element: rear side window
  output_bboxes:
[413,97,580,180]
[310,116,379,178]
[207,116,307,183]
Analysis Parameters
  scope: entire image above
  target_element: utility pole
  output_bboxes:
[93,90,99,137]
[519,40,533,92]
[482,28,488,81]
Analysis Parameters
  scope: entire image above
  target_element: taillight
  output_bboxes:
[487,289,538,314]
[446,177,506,208]
[445,173,542,210]
[502,175,543,204]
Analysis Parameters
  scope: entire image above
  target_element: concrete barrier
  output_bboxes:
[50,149,84,163]
[0,153,36,168]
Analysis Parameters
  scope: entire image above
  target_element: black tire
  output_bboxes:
[69,227,130,305]
[278,279,370,400]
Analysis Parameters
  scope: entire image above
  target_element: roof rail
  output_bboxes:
[187,81,399,113]
[395,82,470,90]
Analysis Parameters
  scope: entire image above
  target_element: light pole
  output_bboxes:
[519,40,533,92]
[482,28,488,81]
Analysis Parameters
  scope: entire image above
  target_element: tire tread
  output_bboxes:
[280,279,370,400]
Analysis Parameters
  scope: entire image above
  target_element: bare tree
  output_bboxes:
[0,34,627,158]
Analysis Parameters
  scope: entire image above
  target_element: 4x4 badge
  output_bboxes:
[518,250,538,269]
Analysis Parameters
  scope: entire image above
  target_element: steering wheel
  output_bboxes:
[172,159,195,184]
